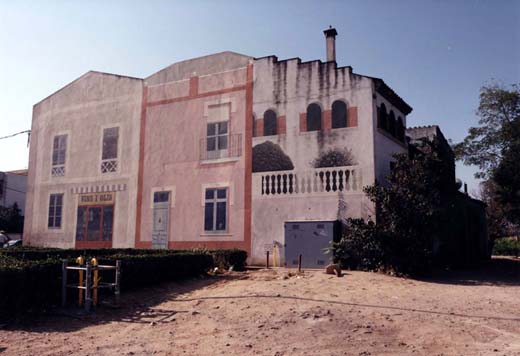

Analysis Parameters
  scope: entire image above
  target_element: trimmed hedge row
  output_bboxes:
[0,247,181,261]
[0,248,249,270]
[493,237,520,256]
[99,252,214,290]
[0,252,213,317]
[0,248,247,317]
[212,249,248,271]
[0,256,63,316]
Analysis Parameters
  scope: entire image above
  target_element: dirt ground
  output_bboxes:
[1,257,519,356]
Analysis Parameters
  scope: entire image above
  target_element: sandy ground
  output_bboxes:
[1,257,519,356]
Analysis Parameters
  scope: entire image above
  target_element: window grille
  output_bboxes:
[101,127,119,173]
[51,135,67,177]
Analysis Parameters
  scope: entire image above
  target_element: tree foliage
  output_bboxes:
[492,142,520,225]
[252,141,294,173]
[477,180,518,239]
[454,83,520,179]
[0,203,24,234]
[332,219,385,271]
[311,148,354,168]
[333,139,462,275]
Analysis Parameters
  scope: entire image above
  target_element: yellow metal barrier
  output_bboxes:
[76,256,84,306]
[91,258,100,306]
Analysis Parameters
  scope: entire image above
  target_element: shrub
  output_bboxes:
[252,141,294,172]
[332,140,457,275]
[331,219,385,271]
[492,237,520,256]
[312,148,354,168]
[0,250,214,317]
[211,249,248,271]
[0,203,24,234]
[0,247,185,261]
[0,257,63,317]
[99,252,214,290]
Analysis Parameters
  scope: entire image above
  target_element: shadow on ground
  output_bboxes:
[2,258,519,334]
[423,256,520,286]
[2,273,244,333]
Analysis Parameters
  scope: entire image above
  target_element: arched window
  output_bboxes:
[331,100,348,129]
[397,117,405,142]
[306,103,322,131]
[378,104,388,131]
[388,111,396,137]
[263,110,277,136]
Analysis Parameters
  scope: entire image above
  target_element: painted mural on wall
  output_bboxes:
[252,141,294,172]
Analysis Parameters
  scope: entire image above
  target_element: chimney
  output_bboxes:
[323,26,338,62]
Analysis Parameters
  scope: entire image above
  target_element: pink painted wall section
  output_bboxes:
[147,80,190,103]
[138,67,250,252]
[198,68,247,94]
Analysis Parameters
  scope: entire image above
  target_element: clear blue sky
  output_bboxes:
[1,0,519,194]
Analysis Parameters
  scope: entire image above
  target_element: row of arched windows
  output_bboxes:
[377,103,405,142]
[254,100,350,136]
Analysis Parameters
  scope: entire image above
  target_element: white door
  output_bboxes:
[152,191,170,249]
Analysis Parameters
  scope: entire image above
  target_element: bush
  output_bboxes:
[331,219,385,271]
[252,141,294,172]
[0,256,63,317]
[312,148,354,168]
[100,252,214,290]
[0,203,24,234]
[211,249,248,271]
[492,237,520,256]
[0,250,214,317]
[0,247,248,317]
[0,247,185,261]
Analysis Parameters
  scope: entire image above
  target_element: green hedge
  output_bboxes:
[0,248,247,317]
[100,252,214,290]
[493,237,520,256]
[212,249,248,271]
[0,247,248,270]
[0,251,213,317]
[0,247,183,261]
[0,256,63,316]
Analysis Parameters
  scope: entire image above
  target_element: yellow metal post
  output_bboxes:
[91,258,99,306]
[76,256,84,306]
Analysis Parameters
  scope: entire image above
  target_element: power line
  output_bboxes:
[0,130,30,141]
[3,186,26,195]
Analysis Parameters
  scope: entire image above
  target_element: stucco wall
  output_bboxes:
[373,93,408,184]
[24,72,143,248]
[138,58,252,252]
[251,57,378,265]
[146,51,251,85]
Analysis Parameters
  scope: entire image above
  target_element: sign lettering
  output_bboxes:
[79,192,115,206]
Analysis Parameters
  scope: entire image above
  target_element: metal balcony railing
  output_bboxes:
[200,133,242,161]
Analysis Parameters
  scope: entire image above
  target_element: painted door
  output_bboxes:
[152,191,170,249]
[284,221,335,268]
[75,205,114,248]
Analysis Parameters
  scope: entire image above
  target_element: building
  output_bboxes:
[250,29,411,265]
[406,125,489,265]
[0,170,27,215]
[0,170,27,239]
[25,28,471,266]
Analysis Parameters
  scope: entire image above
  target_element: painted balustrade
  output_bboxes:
[253,166,362,197]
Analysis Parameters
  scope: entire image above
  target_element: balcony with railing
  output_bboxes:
[253,165,362,197]
[199,133,242,162]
